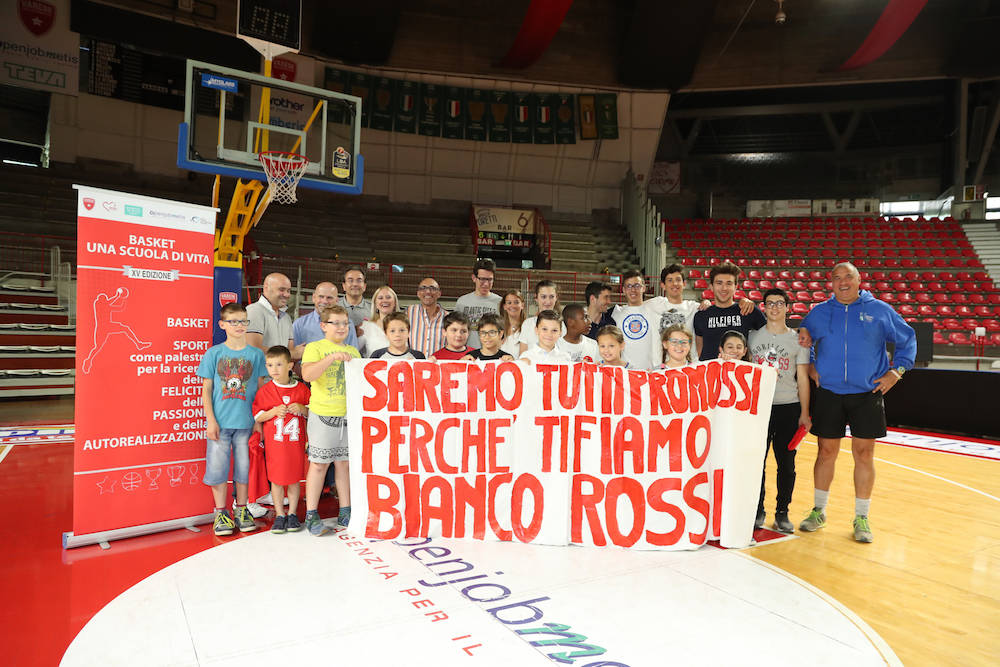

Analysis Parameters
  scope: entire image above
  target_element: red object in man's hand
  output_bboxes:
[788,424,808,451]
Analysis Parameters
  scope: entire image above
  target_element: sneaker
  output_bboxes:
[213,511,235,536]
[245,502,268,519]
[271,515,287,534]
[337,506,351,530]
[754,509,765,529]
[772,511,794,534]
[286,513,302,532]
[853,515,873,543]
[799,508,827,532]
[305,513,329,537]
[257,493,273,506]
[235,505,258,533]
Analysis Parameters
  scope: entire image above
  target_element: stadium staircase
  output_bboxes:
[545,209,640,274]
[666,217,1000,350]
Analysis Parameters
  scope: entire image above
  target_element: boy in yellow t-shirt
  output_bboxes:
[301,305,360,535]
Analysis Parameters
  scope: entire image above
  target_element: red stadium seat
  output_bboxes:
[973,271,989,280]
[933,293,950,304]
[986,319,1000,332]
[810,271,825,280]
[923,317,940,328]
[888,271,904,280]
[933,331,947,344]
[880,292,897,303]
[871,271,887,280]
[794,271,809,280]
[991,294,1000,305]
[747,270,761,279]
[779,270,793,280]
[796,290,811,302]
[969,294,986,305]
[953,293,969,304]
[893,281,908,291]
[791,280,806,291]
[763,270,778,280]
[927,281,944,291]
[991,333,1000,346]
[955,306,974,317]
[920,271,936,280]
[775,280,790,290]
[742,280,756,290]
[974,305,993,317]
[916,293,933,304]
[812,291,828,302]
[899,305,917,316]
[904,271,920,280]
[948,332,971,345]
[941,318,961,330]
[961,318,979,330]
[956,271,972,281]
[936,305,954,316]
[875,281,891,291]
[694,279,708,288]
[748,290,763,301]
[688,269,704,279]
[937,271,955,281]
[885,259,901,268]
[916,259,932,268]
[758,280,773,289]
[702,289,714,300]
[860,281,873,291]
[791,302,809,315]
[945,281,961,291]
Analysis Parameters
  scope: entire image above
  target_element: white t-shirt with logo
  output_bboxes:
[612,304,656,370]
[560,336,599,363]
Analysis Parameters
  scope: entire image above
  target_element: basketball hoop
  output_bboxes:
[259,151,309,204]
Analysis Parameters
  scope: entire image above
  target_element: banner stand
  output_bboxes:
[62,513,214,550]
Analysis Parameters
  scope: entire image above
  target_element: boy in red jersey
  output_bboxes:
[252,345,310,533]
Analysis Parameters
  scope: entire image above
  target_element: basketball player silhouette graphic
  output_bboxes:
[81,287,151,374]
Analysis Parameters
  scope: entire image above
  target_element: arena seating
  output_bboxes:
[667,216,999,348]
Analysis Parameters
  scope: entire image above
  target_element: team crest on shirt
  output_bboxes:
[282,395,290,404]
[622,313,649,340]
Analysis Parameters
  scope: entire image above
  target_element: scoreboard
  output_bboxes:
[237,0,302,51]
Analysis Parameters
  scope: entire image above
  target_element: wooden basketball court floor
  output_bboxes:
[2,397,997,666]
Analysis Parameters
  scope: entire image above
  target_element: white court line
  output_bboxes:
[0,444,12,465]
[740,552,903,666]
[810,442,1000,504]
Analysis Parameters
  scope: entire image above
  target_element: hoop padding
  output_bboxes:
[259,151,309,204]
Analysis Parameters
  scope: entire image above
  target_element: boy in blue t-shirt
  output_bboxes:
[197,302,269,536]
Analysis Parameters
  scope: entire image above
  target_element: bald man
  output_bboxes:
[247,272,295,355]
[292,281,359,355]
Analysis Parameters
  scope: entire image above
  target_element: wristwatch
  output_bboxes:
[895,366,906,377]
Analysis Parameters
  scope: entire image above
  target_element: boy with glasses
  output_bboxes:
[612,270,657,370]
[748,288,812,533]
[464,313,513,360]
[301,305,361,535]
[454,258,502,348]
[196,303,269,536]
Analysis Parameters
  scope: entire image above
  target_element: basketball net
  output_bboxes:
[258,151,309,205]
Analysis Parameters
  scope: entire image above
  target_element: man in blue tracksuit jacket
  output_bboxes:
[797,262,916,543]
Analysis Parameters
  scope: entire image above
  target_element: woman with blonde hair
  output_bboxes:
[359,285,398,357]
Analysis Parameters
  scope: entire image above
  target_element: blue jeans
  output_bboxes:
[203,428,252,485]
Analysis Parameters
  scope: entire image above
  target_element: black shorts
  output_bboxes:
[810,386,887,440]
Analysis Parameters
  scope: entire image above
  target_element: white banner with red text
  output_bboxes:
[347,359,776,550]
[67,185,217,547]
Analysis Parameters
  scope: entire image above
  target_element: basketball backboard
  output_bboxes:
[178,59,364,195]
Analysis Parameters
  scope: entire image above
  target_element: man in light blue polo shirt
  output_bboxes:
[293,281,359,352]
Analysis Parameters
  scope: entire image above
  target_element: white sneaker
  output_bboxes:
[245,502,268,518]
[256,493,274,506]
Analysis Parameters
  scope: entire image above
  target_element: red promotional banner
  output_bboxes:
[68,185,217,545]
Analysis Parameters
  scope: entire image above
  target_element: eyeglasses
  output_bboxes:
[667,338,691,346]
[624,283,645,290]
[324,320,350,327]
[764,301,788,308]
[222,319,250,326]
[474,275,494,283]
[417,286,440,292]
[478,329,501,337]
[344,278,365,285]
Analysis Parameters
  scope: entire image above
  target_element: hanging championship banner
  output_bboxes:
[512,92,533,144]
[533,93,555,144]
[370,76,395,131]
[596,93,619,140]
[323,67,349,124]
[419,83,443,137]
[466,89,488,141]
[66,185,217,548]
[394,80,418,134]
[347,359,776,550]
[443,86,466,140]
[578,94,598,140]
[488,91,512,143]
[555,94,577,144]
[349,72,372,128]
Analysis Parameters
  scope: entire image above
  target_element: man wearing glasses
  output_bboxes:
[748,288,812,534]
[454,258,502,348]
[407,277,449,358]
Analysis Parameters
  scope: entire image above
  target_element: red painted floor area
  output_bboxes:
[3,439,335,666]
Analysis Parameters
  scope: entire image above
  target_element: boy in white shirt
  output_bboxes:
[519,310,571,364]
[560,304,598,363]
